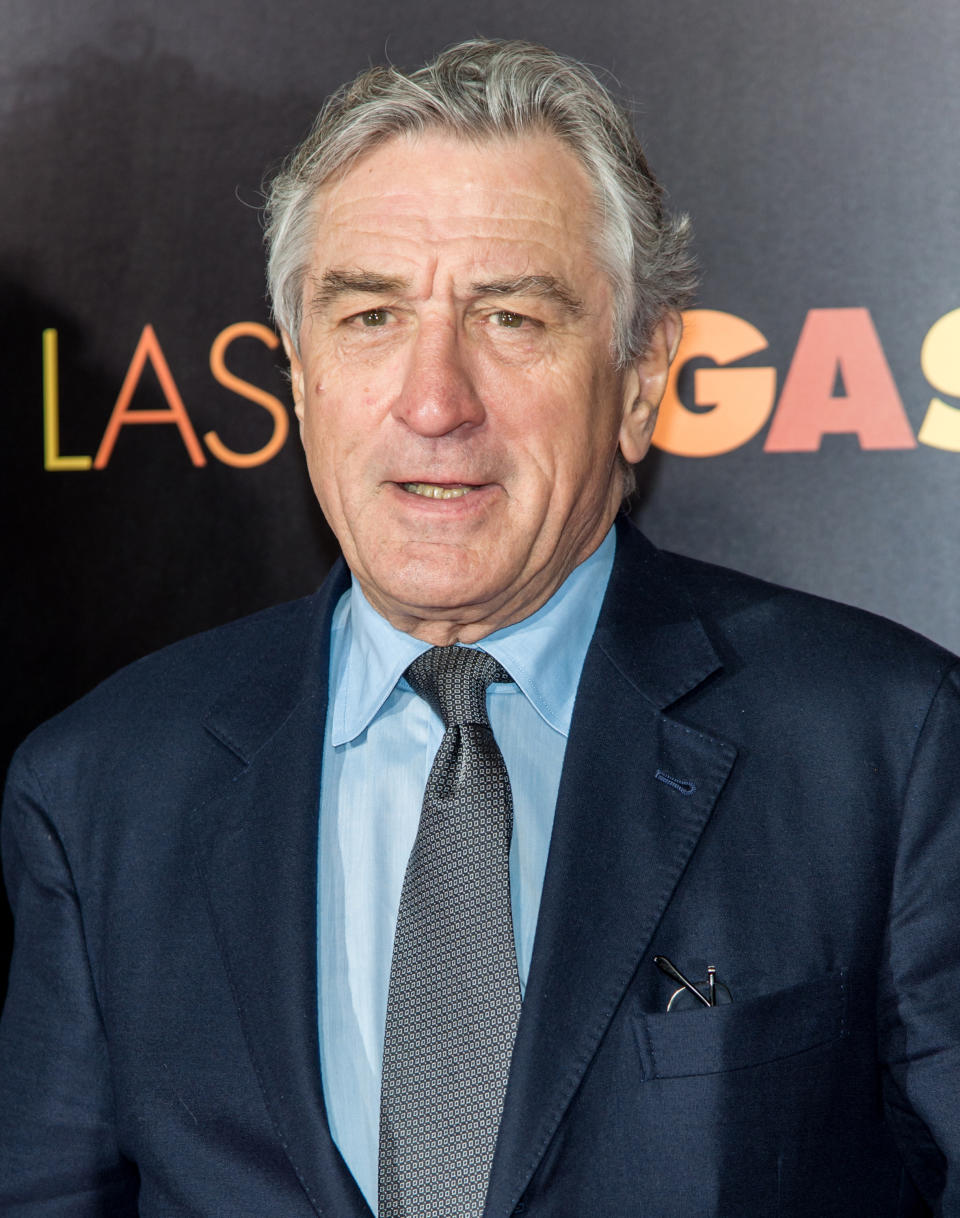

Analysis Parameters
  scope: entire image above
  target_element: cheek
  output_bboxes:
[300,387,384,501]
[310,355,391,423]
[513,380,611,469]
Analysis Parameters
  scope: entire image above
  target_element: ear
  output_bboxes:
[281,330,306,427]
[618,311,682,465]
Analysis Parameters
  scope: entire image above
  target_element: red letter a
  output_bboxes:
[764,308,916,452]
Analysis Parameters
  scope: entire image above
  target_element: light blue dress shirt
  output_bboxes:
[318,528,615,1213]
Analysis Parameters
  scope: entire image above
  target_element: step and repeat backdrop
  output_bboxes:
[2,0,959,989]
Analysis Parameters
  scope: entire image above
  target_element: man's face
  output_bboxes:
[287,130,670,643]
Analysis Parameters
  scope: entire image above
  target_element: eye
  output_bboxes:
[356,308,389,327]
[492,310,526,328]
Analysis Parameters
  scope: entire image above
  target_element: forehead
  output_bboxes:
[306,130,604,284]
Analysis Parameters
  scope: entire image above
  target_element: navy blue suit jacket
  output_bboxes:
[2,520,959,1216]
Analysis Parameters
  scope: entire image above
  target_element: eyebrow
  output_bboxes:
[308,269,410,313]
[470,274,584,316]
[307,269,585,317]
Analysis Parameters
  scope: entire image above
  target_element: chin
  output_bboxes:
[387,575,494,618]
[377,556,510,620]
[355,530,526,619]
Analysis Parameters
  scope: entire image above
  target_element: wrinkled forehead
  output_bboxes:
[303,129,612,300]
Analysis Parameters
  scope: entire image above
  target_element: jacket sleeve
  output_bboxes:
[880,662,960,1215]
[0,744,139,1215]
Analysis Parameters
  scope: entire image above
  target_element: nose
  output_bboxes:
[391,315,486,437]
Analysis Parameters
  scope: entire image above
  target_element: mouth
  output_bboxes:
[400,482,478,500]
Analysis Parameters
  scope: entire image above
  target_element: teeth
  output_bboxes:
[402,483,473,499]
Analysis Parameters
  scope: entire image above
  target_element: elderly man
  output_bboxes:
[2,37,958,1218]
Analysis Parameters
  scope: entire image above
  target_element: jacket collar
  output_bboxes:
[200,560,350,765]
[596,515,723,709]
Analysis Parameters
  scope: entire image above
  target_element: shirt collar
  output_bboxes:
[329,527,616,745]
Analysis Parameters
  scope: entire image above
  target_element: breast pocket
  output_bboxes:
[633,970,847,1080]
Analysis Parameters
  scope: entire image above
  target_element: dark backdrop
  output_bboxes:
[3,0,959,996]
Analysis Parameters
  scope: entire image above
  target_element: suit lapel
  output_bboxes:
[486,522,738,1217]
[190,562,371,1217]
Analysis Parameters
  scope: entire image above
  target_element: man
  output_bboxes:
[1,37,958,1218]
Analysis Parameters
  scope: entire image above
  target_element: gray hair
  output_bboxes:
[264,38,695,365]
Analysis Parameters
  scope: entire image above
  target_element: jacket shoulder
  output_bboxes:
[662,548,958,692]
[12,592,328,776]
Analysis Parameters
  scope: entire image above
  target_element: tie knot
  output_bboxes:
[404,646,512,729]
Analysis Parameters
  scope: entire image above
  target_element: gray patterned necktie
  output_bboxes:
[378,645,522,1218]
